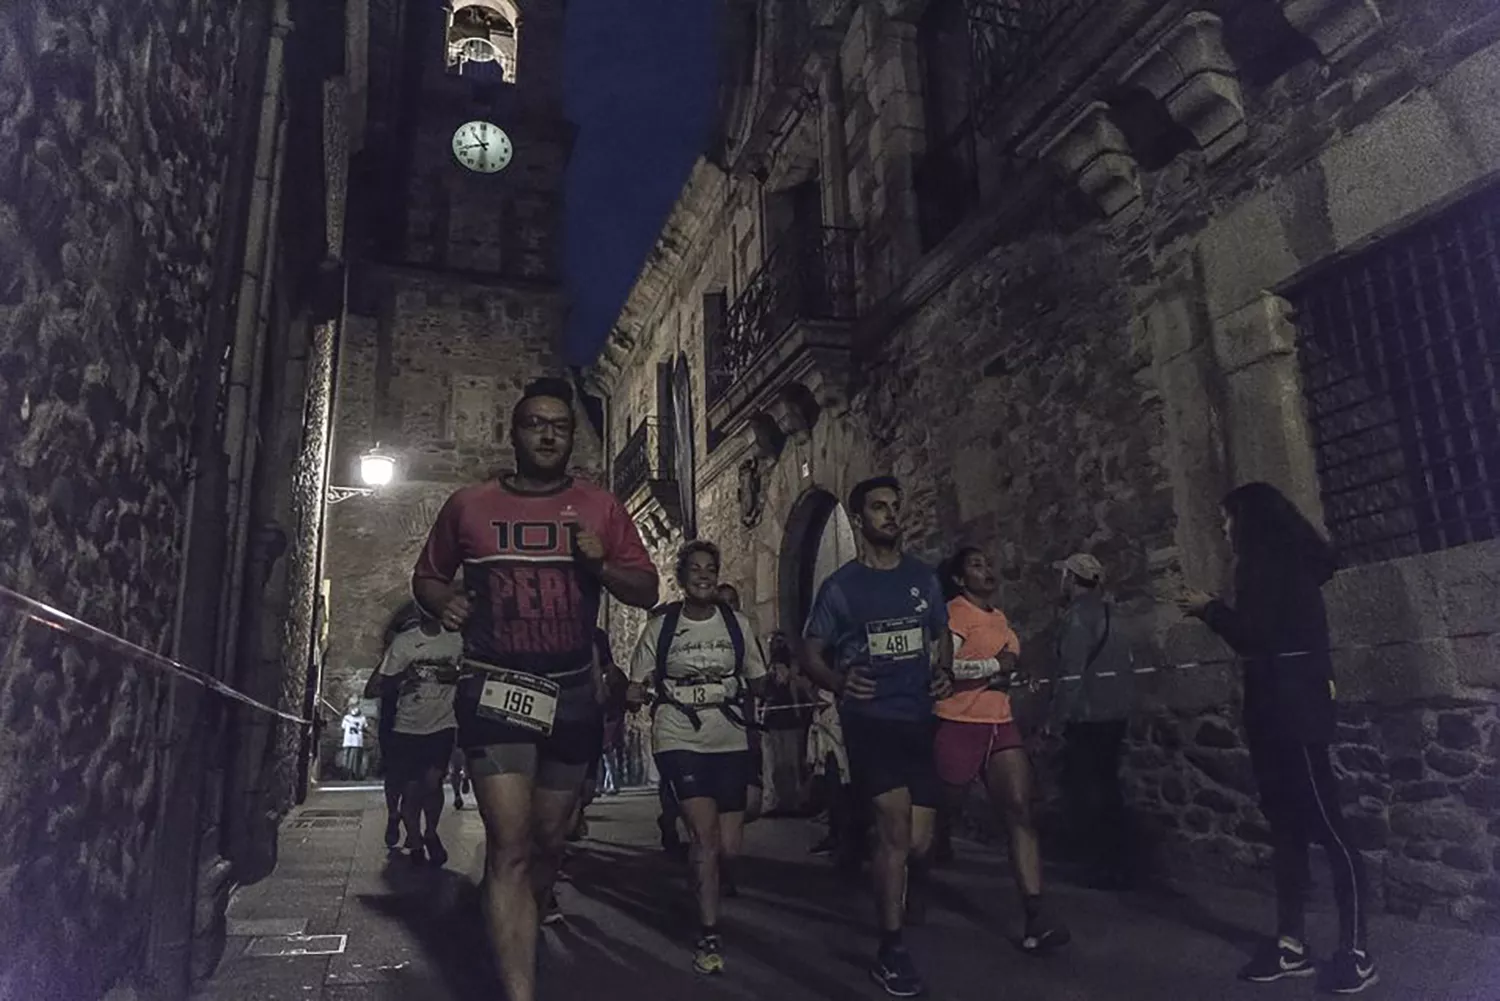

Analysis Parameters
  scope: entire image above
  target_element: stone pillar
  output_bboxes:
[1210,293,1326,526]
[814,49,853,229]
[862,11,927,287]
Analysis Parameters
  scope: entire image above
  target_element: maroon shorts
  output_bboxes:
[934,719,1025,787]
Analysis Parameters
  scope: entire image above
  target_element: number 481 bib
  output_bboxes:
[865,616,926,664]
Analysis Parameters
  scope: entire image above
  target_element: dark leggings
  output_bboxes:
[1250,738,1369,952]
[1062,720,1129,874]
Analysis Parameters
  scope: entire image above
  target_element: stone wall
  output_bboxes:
[0,1,249,997]
[321,267,595,769]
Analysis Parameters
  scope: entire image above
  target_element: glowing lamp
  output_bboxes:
[359,447,396,487]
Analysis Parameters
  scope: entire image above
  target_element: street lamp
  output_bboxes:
[327,445,396,504]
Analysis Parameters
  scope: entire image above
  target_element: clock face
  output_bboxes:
[452,121,513,173]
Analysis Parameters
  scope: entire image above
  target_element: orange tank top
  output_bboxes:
[935,596,1020,725]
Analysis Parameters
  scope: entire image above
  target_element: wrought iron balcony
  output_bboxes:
[612,417,677,513]
[706,226,858,414]
[966,0,1104,131]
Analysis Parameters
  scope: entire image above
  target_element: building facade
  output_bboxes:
[592,0,1500,929]
[319,0,599,770]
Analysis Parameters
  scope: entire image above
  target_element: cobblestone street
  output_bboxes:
[198,788,1500,1001]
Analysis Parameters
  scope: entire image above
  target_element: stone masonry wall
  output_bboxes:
[0,1,248,997]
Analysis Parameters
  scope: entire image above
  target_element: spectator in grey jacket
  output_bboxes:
[1047,553,1134,889]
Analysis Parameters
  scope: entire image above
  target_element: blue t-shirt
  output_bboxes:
[802,555,948,721]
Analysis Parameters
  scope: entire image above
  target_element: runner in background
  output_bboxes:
[449,745,470,810]
[412,377,659,1001]
[364,606,416,847]
[799,476,953,998]
[935,546,1068,952]
[1047,552,1134,891]
[628,542,768,975]
[367,611,464,865]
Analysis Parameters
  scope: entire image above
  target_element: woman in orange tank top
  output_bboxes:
[933,547,1069,954]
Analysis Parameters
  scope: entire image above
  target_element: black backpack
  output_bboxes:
[651,601,754,732]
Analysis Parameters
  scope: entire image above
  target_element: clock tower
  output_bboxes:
[321,0,597,768]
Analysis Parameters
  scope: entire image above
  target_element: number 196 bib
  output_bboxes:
[473,665,560,735]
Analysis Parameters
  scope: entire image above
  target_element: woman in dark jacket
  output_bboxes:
[1179,482,1375,995]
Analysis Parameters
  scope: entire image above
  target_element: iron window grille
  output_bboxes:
[1290,189,1500,567]
[965,0,1102,132]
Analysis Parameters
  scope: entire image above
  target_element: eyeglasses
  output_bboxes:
[515,416,575,435]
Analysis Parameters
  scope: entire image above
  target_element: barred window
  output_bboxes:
[1290,188,1500,567]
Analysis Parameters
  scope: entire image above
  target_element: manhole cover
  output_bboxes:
[299,809,363,818]
[245,934,347,957]
[289,818,359,830]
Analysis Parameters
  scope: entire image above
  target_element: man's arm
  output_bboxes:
[412,492,471,627]
[596,562,659,609]
[581,500,660,609]
[798,637,845,695]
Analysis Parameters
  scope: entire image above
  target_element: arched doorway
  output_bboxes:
[778,488,858,637]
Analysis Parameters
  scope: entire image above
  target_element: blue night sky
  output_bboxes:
[562,0,722,365]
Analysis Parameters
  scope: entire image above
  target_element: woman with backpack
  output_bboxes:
[1179,482,1375,995]
[626,540,768,976]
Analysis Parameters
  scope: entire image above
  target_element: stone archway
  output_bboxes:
[777,487,857,637]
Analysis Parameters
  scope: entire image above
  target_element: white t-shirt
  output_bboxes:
[629,607,767,755]
[378,627,464,735]
[341,713,366,748]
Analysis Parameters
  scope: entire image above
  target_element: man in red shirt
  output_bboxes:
[412,377,658,1001]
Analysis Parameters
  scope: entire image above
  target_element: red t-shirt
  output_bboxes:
[412,477,655,679]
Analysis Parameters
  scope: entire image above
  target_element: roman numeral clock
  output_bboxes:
[452,120,513,173]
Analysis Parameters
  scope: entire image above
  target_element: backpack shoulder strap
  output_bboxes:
[719,604,746,675]
[654,602,683,689]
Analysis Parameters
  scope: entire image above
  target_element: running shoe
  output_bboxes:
[406,840,427,864]
[453,793,464,810]
[692,934,725,975]
[1238,937,1315,982]
[424,831,448,868]
[540,890,564,926]
[384,816,401,849]
[870,946,924,997]
[1020,917,1071,955]
[1318,948,1378,994]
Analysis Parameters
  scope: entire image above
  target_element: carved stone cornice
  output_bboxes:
[1279,0,1384,65]
[1038,102,1143,222]
[1124,11,1247,164]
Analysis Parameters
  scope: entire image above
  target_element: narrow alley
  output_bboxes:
[198,789,1499,1001]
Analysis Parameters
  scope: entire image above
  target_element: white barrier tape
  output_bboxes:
[1,584,313,727]
[749,628,1500,711]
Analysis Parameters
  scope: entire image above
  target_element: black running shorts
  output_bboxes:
[655,749,752,813]
[841,712,940,808]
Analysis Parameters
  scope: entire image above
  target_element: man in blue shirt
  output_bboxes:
[801,476,952,998]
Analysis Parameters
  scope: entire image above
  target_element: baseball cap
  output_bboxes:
[1053,552,1105,583]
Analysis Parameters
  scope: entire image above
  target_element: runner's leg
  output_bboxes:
[871,787,914,937]
[986,747,1041,896]
[681,797,725,929]
[472,768,541,1001]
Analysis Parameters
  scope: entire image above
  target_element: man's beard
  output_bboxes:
[516,444,573,478]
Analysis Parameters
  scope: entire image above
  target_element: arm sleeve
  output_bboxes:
[603,497,658,574]
[740,614,769,681]
[627,620,659,684]
[802,577,846,643]
[949,628,1002,680]
[413,492,466,586]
